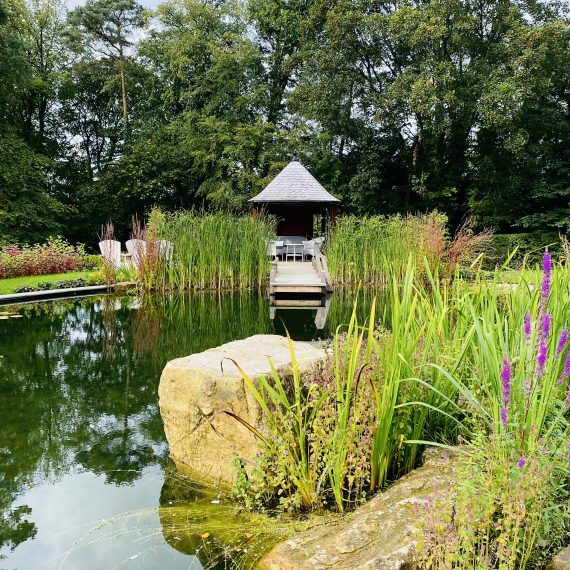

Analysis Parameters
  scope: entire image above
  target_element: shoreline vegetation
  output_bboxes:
[228,252,570,569]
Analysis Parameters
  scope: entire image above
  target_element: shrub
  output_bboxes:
[417,435,568,569]
[485,232,563,268]
[0,237,94,279]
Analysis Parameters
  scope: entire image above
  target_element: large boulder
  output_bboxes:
[158,334,326,486]
[258,448,455,570]
[552,546,570,570]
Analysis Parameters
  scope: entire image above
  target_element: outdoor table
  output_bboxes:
[286,243,304,261]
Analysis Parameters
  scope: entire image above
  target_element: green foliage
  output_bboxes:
[486,232,563,267]
[0,132,64,244]
[230,307,377,512]
[155,210,275,290]
[1,0,569,248]
[327,212,449,284]
[417,435,569,569]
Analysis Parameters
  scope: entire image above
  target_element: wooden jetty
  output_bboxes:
[269,255,333,296]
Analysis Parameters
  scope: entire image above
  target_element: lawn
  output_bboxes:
[0,271,98,295]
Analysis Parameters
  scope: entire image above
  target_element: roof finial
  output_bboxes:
[291,154,299,162]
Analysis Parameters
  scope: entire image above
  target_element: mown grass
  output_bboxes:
[0,270,98,295]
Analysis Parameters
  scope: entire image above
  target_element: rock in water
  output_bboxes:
[258,448,455,570]
[158,334,326,486]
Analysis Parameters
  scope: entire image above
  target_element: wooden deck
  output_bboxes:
[269,256,333,296]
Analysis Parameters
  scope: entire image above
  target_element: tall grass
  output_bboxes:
[326,212,449,284]
[326,212,491,284]
[157,211,275,290]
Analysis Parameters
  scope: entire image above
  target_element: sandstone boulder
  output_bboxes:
[258,448,455,570]
[158,334,326,486]
[552,546,570,570]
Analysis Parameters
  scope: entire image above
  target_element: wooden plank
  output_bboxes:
[272,286,325,294]
[272,299,324,307]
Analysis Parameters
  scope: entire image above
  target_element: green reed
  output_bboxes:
[326,212,448,285]
[155,211,275,290]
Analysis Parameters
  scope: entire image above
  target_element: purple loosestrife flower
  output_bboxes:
[501,358,511,428]
[539,250,552,322]
[537,340,548,376]
[542,313,552,339]
[542,250,552,302]
[524,378,532,396]
[524,313,532,343]
[561,351,570,381]
[557,329,569,357]
[517,458,527,469]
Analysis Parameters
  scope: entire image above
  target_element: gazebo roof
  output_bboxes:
[249,160,340,204]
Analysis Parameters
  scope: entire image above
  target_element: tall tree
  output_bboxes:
[67,0,147,129]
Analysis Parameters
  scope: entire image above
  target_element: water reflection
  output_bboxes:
[0,290,371,568]
[270,294,333,331]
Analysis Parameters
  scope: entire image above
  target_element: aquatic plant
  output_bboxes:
[153,210,275,290]
[327,213,491,285]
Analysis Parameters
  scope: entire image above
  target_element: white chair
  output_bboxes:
[157,240,174,262]
[126,239,147,270]
[267,240,284,260]
[98,240,121,267]
[303,238,324,260]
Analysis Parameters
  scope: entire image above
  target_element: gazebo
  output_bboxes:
[249,159,340,238]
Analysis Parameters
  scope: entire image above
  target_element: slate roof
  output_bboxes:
[249,160,340,203]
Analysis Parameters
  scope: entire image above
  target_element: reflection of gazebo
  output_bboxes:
[249,159,340,238]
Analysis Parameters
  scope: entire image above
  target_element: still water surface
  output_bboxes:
[0,291,370,569]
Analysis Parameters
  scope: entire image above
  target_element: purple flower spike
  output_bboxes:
[537,340,548,376]
[542,313,552,339]
[500,358,511,427]
[557,329,568,356]
[540,250,552,312]
[524,313,532,342]
[524,378,532,395]
[500,406,509,427]
[517,458,527,469]
[559,351,570,384]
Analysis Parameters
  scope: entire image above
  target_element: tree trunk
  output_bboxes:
[119,45,128,129]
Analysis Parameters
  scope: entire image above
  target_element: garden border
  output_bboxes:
[0,282,135,305]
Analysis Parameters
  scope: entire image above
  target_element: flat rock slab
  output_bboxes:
[259,448,455,570]
[158,334,326,485]
[552,546,570,569]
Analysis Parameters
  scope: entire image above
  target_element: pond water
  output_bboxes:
[0,290,372,569]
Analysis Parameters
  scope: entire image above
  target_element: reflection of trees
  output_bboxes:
[133,291,274,365]
[0,297,166,552]
[0,290,362,556]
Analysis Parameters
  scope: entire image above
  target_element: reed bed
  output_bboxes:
[157,211,275,290]
[326,212,449,284]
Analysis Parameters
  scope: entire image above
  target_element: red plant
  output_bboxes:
[447,218,493,271]
[0,238,96,279]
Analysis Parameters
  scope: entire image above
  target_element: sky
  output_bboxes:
[66,0,161,9]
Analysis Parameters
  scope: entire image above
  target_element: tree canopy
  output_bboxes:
[0,0,569,245]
